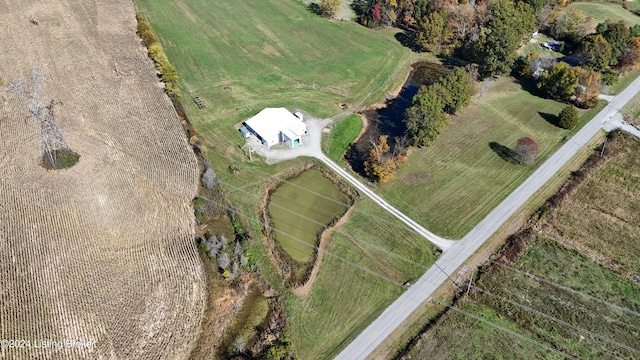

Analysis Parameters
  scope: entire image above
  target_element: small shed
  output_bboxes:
[239,126,251,138]
[243,108,307,148]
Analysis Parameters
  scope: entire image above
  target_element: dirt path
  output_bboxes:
[292,206,355,297]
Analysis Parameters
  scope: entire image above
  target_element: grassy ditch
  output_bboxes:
[399,131,640,359]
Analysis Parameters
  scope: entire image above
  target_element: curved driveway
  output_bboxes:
[334,75,640,360]
[252,118,455,250]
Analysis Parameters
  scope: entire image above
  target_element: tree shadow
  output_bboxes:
[437,54,468,67]
[307,2,321,15]
[538,111,560,127]
[394,31,422,52]
[489,142,518,164]
[512,76,545,97]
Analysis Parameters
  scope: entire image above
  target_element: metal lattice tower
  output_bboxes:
[5,70,76,166]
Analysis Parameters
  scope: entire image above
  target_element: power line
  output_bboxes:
[203,144,428,239]
[472,267,640,335]
[488,260,640,319]
[470,284,640,356]
[204,188,615,359]
[433,300,579,360]
[214,176,437,269]
[204,196,403,287]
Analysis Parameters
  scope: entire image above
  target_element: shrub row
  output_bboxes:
[136,14,180,98]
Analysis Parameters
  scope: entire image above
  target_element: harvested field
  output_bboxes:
[0,1,205,359]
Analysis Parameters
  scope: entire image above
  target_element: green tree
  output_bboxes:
[415,10,452,53]
[537,62,582,101]
[557,105,579,129]
[554,7,586,43]
[475,0,535,76]
[317,0,341,18]
[599,21,630,65]
[579,34,613,72]
[438,66,471,114]
[404,89,448,147]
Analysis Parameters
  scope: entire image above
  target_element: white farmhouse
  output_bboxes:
[243,108,307,148]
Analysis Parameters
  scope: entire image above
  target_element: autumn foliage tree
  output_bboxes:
[364,135,397,183]
[513,137,538,165]
[317,0,341,18]
[575,70,601,108]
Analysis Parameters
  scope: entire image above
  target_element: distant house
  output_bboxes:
[243,107,307,148]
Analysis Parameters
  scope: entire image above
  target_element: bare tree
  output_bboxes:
[217,253,230,270]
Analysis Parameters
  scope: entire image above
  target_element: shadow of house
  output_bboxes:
[489,142,519,164]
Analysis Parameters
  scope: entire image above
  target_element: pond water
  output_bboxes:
[268,168,350,263]
[345,61,450,175]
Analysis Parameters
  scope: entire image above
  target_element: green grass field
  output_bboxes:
[378,77,606,238]
[567,2,640,30]
[288,198,440,360]
[324,114,363,161]
[135,0,415,159]
[269,168,350,262]
[404,132,640,359]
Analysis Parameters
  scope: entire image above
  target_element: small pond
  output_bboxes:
[268,168,350,263]
[346,61,450,175]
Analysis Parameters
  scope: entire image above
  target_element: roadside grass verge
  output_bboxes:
[324,114,363,162]
[604,68,640,95]
[402,132,640,359]
[134,0,415,160]
[378,77,605,238]
[566,2,640,31]
[288,198,439,360]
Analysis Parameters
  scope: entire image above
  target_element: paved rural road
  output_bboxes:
[335,75,640,360]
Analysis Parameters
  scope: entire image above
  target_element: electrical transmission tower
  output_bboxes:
[5,70,76,167]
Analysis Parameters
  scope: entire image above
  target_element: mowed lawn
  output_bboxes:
[134,0,415,157]
[378,77,605,238]
[567,2,640,31]
[288,197,439,360]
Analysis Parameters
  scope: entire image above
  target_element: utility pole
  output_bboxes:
[466,269,475,296]
[247,143,255,161]
[600,136,608,157]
